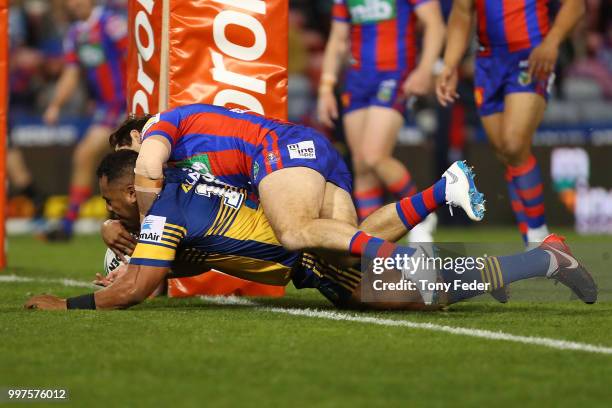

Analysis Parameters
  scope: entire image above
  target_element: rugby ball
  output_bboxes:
[103,248,131,276]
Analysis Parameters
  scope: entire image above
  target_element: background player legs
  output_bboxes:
[482,93,549,243]
[48,125,112,240]
[481,113,529,243]
[360,107,416,199]
[359,106,435,242]
[344,109,385,221]
[502,93,548,243]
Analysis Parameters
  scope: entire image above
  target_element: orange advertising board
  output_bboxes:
[167,0,288,119]
[127,0,164,114]
[127,0,287,296]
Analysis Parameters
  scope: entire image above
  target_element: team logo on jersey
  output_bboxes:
[518,71,532,86]
[139,215,166,243]
[252,162,260,179]
[377,79,397,103]
[266,151,279,164]
[175,153,213,176]
[287,141,316,159]
[347,0,396,24]
[78,44,105,67]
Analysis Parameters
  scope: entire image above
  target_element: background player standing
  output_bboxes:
[437,0,585,243]
[317,0,445,241]
[42,0,127,240]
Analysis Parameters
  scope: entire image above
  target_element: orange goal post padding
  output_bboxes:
[127,0,288,296]
[0,0,8,269]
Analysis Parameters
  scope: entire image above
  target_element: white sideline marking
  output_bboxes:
[4,276,610,355]
[200,296,612,355]
[0,274,94,288]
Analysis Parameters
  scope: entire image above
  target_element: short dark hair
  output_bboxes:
[96,150,138,183]
[109,114,153,149]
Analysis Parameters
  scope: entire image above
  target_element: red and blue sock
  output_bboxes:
[387,168,417,200]
[62,185,92,234]
[353,186,385,222]
[505,170,529,244]
[349,231,416,259]
[396,179,445,230]
[507,155,546,231]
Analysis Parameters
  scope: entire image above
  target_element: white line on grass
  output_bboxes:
[0,274,94,288]
[4,275,610,355]
[199,295,612,356]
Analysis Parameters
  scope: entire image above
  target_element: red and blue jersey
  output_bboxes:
[475,0,552,54]
[332,0,432,72]
[141,104,294,190]
[63,6,127,105]
[142,103,353,195]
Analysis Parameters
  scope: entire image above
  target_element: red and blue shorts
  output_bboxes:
[342,68,408,115]
[251,125,352,194]
[474,47,554,116]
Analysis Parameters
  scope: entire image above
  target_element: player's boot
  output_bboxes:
[540,234,597,304]
[443,161,486,221]
[489,286,510,303]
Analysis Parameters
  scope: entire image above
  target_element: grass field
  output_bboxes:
[1,227,611,407]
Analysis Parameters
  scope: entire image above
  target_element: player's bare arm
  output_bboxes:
[43,65,80,125]
[402,1,446,98]
[317,20,350,128]
[134,136,171,221]
[528,0,585,80]
[436,0,474,106]
[25,263,169,311]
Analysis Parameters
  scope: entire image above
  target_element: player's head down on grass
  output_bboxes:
[97,150,141,232]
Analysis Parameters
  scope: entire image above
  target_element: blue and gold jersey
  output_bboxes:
[130,169,298,286]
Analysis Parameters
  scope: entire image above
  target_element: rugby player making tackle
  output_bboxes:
[107,103,485,269]
[25,151,596,310]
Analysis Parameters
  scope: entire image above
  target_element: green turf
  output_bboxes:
[1,228,611,407]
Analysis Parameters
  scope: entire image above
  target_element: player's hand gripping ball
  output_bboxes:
[94,248,131,287]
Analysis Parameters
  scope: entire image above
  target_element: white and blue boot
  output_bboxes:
[443,161,486,222]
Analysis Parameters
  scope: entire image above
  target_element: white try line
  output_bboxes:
[200,295,612,356]
[4,274,610,355]
[0,274,94,288]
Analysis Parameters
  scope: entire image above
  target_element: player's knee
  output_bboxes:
[361,151,385,170]
[73,143,96,168]
[495,138,529,165]
[276,228,308,252]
